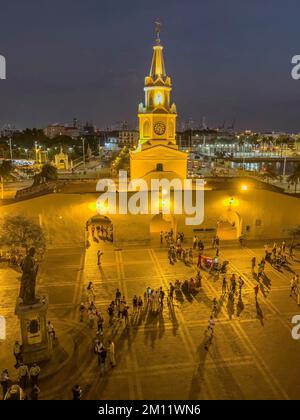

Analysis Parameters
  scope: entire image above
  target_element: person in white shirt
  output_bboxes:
[47,321,56,340]
[18,363,29,390]
[29,363,41,386]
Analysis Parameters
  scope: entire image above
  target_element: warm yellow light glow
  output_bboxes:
[162,189,168,196]
[223,197,239,207]
[88,202,97,212]
[155,92,163,106]
[241,184,248,191]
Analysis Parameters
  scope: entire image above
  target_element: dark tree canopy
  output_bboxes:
[0,215,46,253]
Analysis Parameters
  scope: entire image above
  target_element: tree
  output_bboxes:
[0,215,46,253]
[0,160,13,199]
[40,163,58,181]
[0,160,13,179]
[261,166,278,183]
[33,163,58,185]
[288,163,300,193]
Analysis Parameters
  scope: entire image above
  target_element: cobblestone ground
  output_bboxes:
[0,235,300,400]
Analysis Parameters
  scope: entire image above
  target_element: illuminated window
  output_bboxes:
[155,92,163,106]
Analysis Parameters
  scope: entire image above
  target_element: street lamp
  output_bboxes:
[81,137,86,171]
[8,137,12,160]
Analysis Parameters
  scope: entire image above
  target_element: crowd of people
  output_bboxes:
[86,221,113,244]
[3,221,299,400]
[1,354,41,400]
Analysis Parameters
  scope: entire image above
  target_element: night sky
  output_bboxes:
[0,0,300,132]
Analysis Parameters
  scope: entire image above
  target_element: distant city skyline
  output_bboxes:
[1,0,300,132]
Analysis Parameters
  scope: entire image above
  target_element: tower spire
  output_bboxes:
[150,20,166,78]
[155,19,162,45]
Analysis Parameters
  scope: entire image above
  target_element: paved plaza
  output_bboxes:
[1,235,300,400]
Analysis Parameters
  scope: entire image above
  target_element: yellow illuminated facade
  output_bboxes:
[130,24,187,180]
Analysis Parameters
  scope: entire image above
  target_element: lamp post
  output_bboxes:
[9,137,12,160]
[82,137,86,171]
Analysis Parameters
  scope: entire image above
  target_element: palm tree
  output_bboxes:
[261,166,278,183]
[288,163,300,193]
[0,160,13,199]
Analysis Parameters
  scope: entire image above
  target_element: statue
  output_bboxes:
[19,248,39,306]
[155,20,162,44]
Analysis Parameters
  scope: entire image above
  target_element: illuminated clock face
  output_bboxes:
[154,122,166,136]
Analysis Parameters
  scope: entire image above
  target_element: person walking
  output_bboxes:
[160,231,164,245]
[87,282,96,303]
[13,341,23,367]
[97,250,104,267]
[29,363,40,387]
[0,369,10,400]
[212,298,218,317]
[107,302,114,326]
[290,276,297,297]
[79,302,85,322]
[30,384,40,400]
[123,305,129,326]
[96,312,104,336]
[208,315,215,333]
[47,321,56,341]
[108,340,116,368]
[88,309,95,329]
[222,277,227,295]
[193,235,198,250]
[197,252,202,269]
[132,295,138,313]
[18,363,29,391]
[72,384,82,400]
[115,289,121,306]
[94,340,103,366]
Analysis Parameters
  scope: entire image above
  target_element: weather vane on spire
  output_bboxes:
[155,20,162,44]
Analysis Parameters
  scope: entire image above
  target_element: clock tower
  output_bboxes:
[130,23,187,180]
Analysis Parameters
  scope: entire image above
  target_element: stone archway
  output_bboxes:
[86,215,114,243]
[217,209,242,240]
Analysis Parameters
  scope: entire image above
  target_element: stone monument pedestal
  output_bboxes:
[15,294,52,364]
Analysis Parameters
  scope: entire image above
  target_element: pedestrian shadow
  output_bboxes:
[236,294,244,317]
[258,282,268,298]
[255,300,264,326]
[188,335,210,399]
[175,289,184,304]
[167,303,179,336]
[226,295,235,320]
[93,236,99,244]
[181,285,194,303]
[193,288,213,310]
[208,339,245,399]
[283,265,295,274]
[261,274,272,290]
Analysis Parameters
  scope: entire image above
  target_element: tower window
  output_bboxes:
[155,92,163,106]
[143,121,150,138]
[156,163,163,171]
